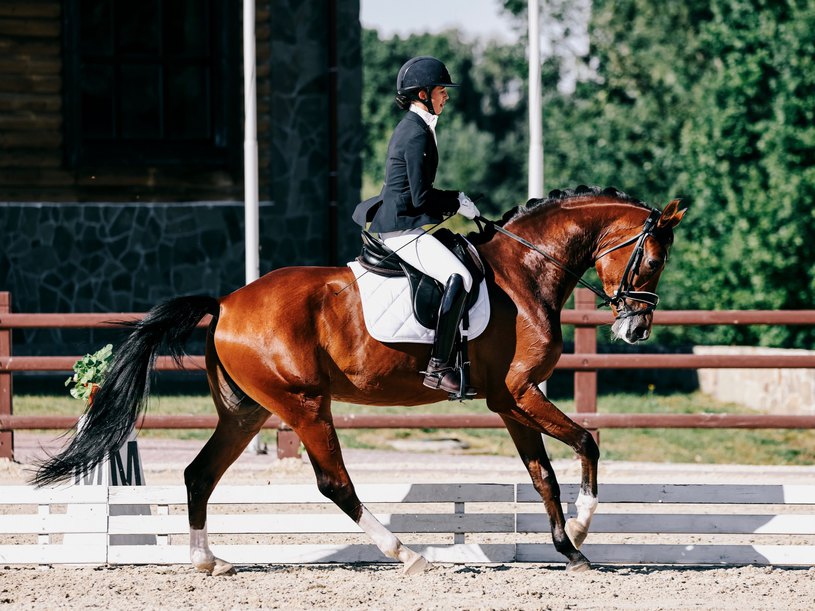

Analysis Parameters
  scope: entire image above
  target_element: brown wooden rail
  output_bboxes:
[4,413,815,431]
[1,289,814,461]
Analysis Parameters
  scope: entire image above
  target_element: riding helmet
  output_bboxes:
[396,56,459,95]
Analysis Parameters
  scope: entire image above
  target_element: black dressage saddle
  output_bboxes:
[355,229,485,329]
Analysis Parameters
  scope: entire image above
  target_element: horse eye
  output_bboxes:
[646,258,663,271]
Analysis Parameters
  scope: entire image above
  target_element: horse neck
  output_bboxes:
[478,201,620,311]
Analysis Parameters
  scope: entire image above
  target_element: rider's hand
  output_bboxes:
[457,192,480,220]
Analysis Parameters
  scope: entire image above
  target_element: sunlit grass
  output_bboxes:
[13,391,815,465]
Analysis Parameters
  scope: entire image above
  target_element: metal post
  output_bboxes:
[244,0,260,286]
[244,0,265,455]
[527,0,544,200]
[0,292,13,459]
[574,288,599,444]
[529,0,546,400]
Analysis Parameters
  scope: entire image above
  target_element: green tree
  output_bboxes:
[671,0,815,347]
[510,0,815,347]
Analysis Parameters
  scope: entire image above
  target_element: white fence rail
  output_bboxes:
[2,483,814,566]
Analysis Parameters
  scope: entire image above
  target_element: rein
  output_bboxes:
[476,207,662,316]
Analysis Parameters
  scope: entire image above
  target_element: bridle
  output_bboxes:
[478,207,663,319]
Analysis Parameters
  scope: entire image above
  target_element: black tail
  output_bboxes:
[32,295,219,487]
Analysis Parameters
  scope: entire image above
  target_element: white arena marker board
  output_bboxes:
[2,483,814,566]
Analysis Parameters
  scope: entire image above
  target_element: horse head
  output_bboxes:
[594,199,686,343]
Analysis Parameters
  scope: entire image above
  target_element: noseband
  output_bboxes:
[594,207,662,318]
[482,207,662,318]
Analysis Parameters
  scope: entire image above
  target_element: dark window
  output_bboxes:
[64,0,238,167]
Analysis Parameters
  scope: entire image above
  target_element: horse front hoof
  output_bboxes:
[565,518,588,549]
[211,558,236,576]
[402,552,432,575]
[195,557,236,576]
[565,555,592,573]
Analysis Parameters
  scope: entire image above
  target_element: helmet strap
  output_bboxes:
[419,87,435,115]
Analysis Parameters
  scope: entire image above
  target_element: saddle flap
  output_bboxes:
[347,260,491,346]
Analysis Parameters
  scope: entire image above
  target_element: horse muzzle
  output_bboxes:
[611,310,654,343]
[610,292,658,344]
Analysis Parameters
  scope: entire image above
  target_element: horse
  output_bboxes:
[34,186,685,575]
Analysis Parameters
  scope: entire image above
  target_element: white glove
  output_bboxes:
[457,192,480,220]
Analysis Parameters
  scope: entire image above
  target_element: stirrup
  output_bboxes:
[421,363,476,399]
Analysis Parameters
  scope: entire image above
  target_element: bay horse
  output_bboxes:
[34,186,685,574]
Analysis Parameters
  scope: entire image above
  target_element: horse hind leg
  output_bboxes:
[284,392,430,574]
[499,414,592,572]
[185,343,270,576]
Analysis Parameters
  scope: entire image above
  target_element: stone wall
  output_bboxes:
[264,0,362,266]
[1,200,338,357]
[694,346,815,415]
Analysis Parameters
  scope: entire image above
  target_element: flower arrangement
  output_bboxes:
[65,344,114,402]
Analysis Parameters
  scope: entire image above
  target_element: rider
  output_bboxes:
[355,56,480,395]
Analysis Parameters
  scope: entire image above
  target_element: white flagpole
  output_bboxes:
[528,0,544,200]
[244,0,265,454]
[529,0,548,400]
[244,0,260,286]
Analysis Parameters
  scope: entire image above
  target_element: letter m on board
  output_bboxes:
[109,441,142,485]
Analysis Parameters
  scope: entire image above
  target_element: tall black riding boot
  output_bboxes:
[422,274,474,395]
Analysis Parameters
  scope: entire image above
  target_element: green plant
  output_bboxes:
[65,344,114,402]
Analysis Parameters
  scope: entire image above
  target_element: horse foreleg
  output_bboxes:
[292,401,431,574]
[511,384,600,551]
[185,403,269,576]
[499,414,591,572]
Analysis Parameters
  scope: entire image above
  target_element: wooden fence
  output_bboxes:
[2,289,815,460]
[1,482,814,566]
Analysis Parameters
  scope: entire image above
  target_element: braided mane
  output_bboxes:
[467,185,653,244]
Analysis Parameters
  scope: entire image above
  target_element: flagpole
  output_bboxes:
[528,0,548,400]
[244,0,265,454]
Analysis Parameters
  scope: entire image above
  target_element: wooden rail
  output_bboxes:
[4,412,815,432]
[1,289,814,461]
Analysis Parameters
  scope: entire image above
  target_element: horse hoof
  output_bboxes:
[211,559,236,576]
[565,518,588,549]
[195,558,236,576]
[403,554,432,575]
[566,556,592,573]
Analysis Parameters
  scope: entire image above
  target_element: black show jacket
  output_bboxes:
[362,111,459,233]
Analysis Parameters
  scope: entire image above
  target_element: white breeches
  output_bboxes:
[380,229,473,292]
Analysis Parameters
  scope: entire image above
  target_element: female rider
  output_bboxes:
[355,56,480,396]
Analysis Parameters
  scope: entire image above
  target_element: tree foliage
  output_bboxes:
[361,0,815,347]
[671,0,815,347]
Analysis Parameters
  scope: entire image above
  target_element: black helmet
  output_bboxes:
[396,56,459,95]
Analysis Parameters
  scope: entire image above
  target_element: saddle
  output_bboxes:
[355,229,485,329]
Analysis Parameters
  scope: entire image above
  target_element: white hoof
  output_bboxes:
[402,550,432,575]
[565,518,588,549]
[194,557,236,576]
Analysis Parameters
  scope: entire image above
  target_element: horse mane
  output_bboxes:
[466,185,652,245]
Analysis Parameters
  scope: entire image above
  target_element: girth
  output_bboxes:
[356,229,484,329]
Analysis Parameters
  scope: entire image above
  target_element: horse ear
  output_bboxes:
[658,199,686,229]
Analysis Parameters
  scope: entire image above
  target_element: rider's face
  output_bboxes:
[421,86,449,115]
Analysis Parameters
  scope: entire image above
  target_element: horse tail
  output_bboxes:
[32,295,220,487]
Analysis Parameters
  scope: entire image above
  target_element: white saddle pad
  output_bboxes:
[348,260,491,344]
